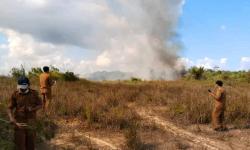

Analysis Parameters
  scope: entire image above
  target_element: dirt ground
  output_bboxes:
[142,105,250,150]
[37,104,250,150]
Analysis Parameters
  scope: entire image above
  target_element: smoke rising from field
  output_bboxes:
[0,0,185,79]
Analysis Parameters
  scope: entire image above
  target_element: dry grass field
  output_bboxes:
[0,76,250,149]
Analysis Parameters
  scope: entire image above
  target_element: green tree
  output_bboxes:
[10,65,26,79]
[48,66,63,80]
[28,67,43,78]
[50,66,60,72]
[189,67,205,80]
[62,71,79,81]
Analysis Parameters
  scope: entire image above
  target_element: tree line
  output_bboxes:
[8,65,250,82]
[184,66,250,82]
[10,66,79,81]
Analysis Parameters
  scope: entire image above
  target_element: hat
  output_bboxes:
[17,77,30,89]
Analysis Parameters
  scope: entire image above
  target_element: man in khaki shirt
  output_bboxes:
[209,80,227,131]
[8,77,42,150]
[39,66,54,112]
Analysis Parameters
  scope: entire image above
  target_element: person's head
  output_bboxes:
[43,66,50,73]
[17,76,30,93]
[215,80,223,87]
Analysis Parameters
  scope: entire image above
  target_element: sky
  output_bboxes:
[179,0,250,70]
[0,0,249,77]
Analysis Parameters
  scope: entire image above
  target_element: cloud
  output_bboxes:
[220,58,228,64]
[196,57,215,69]
[0,44,7,49]
[17,0,47,7]
[96,52,111,67]
[1,29,62,58]
[240,57,250,70]
[0,0,118,49]
[0,29,74,74]
[179,57,228,70]
[177,57,194,68]
[0,0,185,79]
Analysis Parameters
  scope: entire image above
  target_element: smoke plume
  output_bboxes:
[0,0,185,79]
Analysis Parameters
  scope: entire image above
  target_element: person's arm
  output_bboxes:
[8,93,29,128]
[209,89,222,101]
[7,94,17,124]
[7,109,16,123]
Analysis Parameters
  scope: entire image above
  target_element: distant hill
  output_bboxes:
[85,71,133,81]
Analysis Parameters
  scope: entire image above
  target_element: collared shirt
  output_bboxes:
[8,89,42,122]
[214,87,226,108]
[40,72,53,93]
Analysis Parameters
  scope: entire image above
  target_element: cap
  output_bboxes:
[17,76,30,85]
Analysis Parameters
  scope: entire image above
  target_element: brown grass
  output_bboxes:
[1,78,250,127]
[0,77,250,149]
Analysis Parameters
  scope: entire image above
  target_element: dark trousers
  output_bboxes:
[14,128,35,150]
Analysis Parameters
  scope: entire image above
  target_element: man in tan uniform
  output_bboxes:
[8,77,42,150]
[39,66,54,112]
[209,80,227,131]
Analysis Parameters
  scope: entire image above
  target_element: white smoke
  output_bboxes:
[0,0,185,79]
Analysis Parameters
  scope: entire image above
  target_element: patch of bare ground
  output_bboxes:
[139,105,250,150]
[37,119,125,150]
[37,117,201,150]
[139,120,198,150]
[187,125,250,150]
[38,105,250,150]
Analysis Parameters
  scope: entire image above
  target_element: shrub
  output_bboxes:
[130,77,142,82]
[28,67,43,78]
[189,67,205,80]
[62,72,79,81]
[10,66,26,79]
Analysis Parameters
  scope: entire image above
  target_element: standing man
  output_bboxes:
[39,66,54,112]
[209,80,227,131]
[8,76,42,150]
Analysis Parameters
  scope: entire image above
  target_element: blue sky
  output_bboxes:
[179,0,250,70]
[0,33,7,43]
